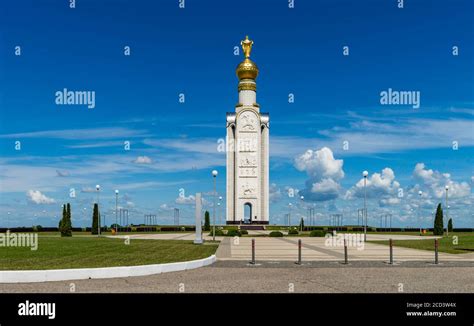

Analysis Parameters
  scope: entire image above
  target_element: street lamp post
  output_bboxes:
[212,170,218,241]
[96,184,100,236]
[418,190,423,235]
[300,195,304,231]
[218,196,223,225]
[363,171,368,242]
[445,185,449,236]
[115,189,119,234]
[288,203,293,227]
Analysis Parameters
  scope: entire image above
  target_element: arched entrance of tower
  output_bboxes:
[244,203,252,224]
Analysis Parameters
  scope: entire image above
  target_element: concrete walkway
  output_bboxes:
[225,237,474,262]
[109,233,474,262]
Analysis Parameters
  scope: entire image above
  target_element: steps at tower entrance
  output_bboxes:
[239,225,265,231]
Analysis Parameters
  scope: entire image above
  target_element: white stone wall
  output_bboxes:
[226,122,235,223]
[238,90,256,106]
[235,109,260,223]
[226,83,269,224]
[261,125,270,222]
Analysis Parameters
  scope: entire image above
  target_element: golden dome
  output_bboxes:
[236,36,259,80]
[236,58,259,80]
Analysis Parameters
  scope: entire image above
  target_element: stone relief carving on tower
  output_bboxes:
[241,183,256,197]
[240,112,257,131]
[240,155,257,167]
[238,137,257,152]
[240,168,256,177]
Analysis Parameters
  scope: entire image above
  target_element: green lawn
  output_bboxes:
[370,233,474,254]
[0,235,218,270]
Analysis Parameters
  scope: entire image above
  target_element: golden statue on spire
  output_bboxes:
[241,36,253,58]
[236,35,259,80]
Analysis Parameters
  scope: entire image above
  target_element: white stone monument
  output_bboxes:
[226,36,269,225]
[194,193,203,244]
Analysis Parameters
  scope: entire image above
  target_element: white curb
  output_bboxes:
[0,255,216,283]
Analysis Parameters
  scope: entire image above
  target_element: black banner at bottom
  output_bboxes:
[0,293,473,323]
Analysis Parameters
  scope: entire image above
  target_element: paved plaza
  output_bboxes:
[1,233,472,293]
[111,233,474,262]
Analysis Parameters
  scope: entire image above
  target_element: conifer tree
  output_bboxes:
[433,203,444,236]
[204,210,210,231]
[59,203,72,237]
[91,203,99,235]
[299,217,305,231]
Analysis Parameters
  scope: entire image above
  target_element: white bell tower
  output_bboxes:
[226,36,270,225]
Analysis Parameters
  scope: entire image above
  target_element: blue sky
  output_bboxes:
[0,0,473,228]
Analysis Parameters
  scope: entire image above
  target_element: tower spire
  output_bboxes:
[241,35,253,58]
[236,35,259,80]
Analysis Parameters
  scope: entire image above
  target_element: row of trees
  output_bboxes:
[58,204,453,236]
[58,203,101,236]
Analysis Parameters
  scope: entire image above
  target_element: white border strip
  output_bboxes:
[0,255,216,283]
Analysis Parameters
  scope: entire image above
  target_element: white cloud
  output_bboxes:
[269,116,474,158]
[175,195,196,205]
[295,147,344,180]
[310,178,341,197]
[413,163,437,185]
[143,138,222,155]
[133,156,152,164]
[413,163,470,199]
[294,147,344,202]
[269,183,282,202]
[0,127,149,140]
[345,168,401,206]
[26,190,56,204]
[66,141,123,149]
[449,107,474,115]
[379,197,401,206]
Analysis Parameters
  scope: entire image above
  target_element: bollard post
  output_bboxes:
[343,239,348,264]
[389,238,393,265]
[296,239,302,265]
[434,238,439,264]
[250,238,256,265]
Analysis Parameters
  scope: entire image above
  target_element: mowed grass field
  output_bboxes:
[0,235,218,270]
[371,233,474,254]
